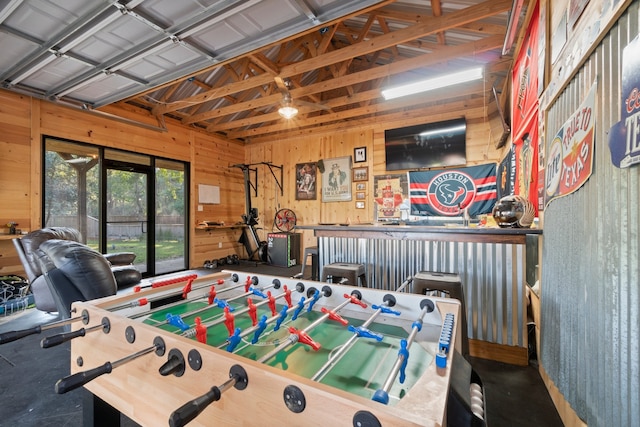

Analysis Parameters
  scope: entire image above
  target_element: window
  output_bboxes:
[43,137,189,276]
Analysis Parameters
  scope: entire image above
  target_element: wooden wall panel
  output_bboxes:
[0,87,505,273]
[247,111,504,252]
[0,89,250,273]
[191,131,245,266]
[0,91,31,235]
[39,102,191,162]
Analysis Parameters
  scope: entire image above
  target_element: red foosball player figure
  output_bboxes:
[247,298,258,326]
[288,326,321,351]
[208,286,217,305]
[181,277,194,299]
[223,307,235,336]
[283,285,293,308]
[195,317,207,344]
[267,291,277,316]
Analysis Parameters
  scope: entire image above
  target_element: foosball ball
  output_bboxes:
[2,270,478,426]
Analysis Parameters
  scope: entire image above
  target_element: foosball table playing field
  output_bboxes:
[6,270,480,426]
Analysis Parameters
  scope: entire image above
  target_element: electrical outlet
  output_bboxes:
[218,242,222,248]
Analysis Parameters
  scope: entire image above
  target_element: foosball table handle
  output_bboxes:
[169,386,222,427]
[169,364,248,427]
[55,362,113,394]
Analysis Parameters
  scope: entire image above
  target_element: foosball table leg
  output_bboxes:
[83,389,122,427]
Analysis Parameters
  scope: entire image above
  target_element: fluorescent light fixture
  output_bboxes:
[381,67,483,100]
[278,105,298,119]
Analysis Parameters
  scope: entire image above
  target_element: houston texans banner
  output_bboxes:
[409,164,497,217]
[609,34,640,168]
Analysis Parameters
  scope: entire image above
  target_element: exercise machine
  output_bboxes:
[231,162,283,262]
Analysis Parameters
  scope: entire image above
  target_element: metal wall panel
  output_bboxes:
[318,237,526,347]
[541,2,640,425]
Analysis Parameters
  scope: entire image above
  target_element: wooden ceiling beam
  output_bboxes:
[227,81,487,139]
[431,0,446,45]
[154,0,510,116]
[242,97,488,143]
[249,52,280,76]
[192,34,503,126]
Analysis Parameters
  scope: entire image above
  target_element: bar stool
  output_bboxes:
[299,246,319,280]
[321,263,367,287]
[413,271,469,358]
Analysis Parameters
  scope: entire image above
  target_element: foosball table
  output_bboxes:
[33,271,475,426]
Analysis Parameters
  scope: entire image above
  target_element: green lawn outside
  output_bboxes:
[87,238,184,264]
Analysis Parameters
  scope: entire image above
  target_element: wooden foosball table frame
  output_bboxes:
[64,270,462,427]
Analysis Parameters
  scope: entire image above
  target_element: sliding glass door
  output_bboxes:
[43,138,188,277]
[105,152,151,276]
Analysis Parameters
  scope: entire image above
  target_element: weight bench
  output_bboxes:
[321,263,367,287]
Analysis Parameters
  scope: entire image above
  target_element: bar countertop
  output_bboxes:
[297,223,542,244]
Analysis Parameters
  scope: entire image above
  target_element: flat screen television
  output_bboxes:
[384,118,467,171]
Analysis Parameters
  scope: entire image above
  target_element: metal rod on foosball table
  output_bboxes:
[256,289,358,364]
[120,275,248,319]
[175,279,279,326]
[0,311,87,345]
[372,299,433,404]
[213,294,309,349]
[40,318,110,348]
[310,277,413,382]
[54,338,165,394]
[210,284,306,347]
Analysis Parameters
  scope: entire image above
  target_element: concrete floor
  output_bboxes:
[0,264,563,427]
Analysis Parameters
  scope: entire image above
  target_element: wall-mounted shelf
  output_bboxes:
[195,224,247,231]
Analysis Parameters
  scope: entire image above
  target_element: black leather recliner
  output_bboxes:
[12,227,140,312]
[37,239,118,319]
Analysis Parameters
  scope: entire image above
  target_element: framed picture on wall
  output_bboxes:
[352,166,368,182]
[295,162,317,200]
[356,182,366,191]
[356,191,365,200]
[355,201,365,209]
[321,156,352,202]
[373,174,409,222]
[354,146,366,163]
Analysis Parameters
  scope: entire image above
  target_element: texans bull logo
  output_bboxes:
[427,171,476,215]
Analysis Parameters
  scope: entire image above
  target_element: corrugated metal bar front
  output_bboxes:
[318,236,526,347]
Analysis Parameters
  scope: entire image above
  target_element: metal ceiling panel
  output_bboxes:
[68,72,138,101]
[69,14,160,64]
[0,0,515,141]
[0,31,37,75]
[136,0,247,28]
[123,43,205,81]
[0,0,387,106]
[21,56,90,91]
[3,0,97,40]
[187,4,298,48]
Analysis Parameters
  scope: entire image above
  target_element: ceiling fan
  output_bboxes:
[273,76,330,119]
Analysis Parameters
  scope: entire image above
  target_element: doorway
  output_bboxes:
[105,155,151,276]
[43,138,188,277]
